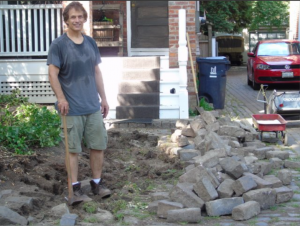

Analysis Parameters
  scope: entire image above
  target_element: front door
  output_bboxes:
[131,1,168,48]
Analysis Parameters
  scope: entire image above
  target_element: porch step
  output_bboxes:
[116,106,159,119]
[118,93,159,106]
[122,68,160,81]
[119,81,159,93]
[123,56,160,69]
[116,56,160,119]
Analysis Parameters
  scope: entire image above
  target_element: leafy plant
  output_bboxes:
[199,97,213,111]
[189,109,198,117]
[0,91,61,155]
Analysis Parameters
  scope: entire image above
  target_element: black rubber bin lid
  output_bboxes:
[196,56,230,64]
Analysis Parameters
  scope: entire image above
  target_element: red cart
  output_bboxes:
[252,114,288,145]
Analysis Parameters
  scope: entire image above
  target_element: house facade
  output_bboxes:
[0,1,199,119]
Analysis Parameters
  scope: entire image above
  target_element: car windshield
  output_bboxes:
[257,42,300,56]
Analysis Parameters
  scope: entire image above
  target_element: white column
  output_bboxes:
[178,9,189,119]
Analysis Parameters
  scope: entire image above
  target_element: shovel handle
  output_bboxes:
[63,115,73,199]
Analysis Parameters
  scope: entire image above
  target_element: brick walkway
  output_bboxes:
[225,66,300,155]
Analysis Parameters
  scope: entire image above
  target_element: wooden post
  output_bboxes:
[178,9,189,119]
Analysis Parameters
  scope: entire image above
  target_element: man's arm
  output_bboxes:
[48,64,69,115]
[95,65,109,118]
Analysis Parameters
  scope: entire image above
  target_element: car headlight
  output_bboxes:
[256,64,270,70]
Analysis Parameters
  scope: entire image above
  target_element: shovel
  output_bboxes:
[62,115,82,206]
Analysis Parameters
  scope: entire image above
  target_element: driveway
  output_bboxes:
[225,66,300,153]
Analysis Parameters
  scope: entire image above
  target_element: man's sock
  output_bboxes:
[93,178,101,184]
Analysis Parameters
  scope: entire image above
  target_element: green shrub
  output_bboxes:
[199,97,213,111]
[0,90,61,155]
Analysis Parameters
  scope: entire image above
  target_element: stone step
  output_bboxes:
[117,93,159,106]
[119,81,159,93]
[123,56,160,69]
[122,68,160,81]
[116,106,159,119]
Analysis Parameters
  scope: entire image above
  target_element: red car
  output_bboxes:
[247,39,300,90]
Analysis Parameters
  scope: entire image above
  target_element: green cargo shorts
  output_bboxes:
[60,110,108,153]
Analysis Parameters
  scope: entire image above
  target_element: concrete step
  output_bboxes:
[119,81,159,93]
[116,106,159,119]
[117,93,159,106]
[123,56,160,69]
[122,68,160,81]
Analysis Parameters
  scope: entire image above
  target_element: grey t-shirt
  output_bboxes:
[47,33,101,116]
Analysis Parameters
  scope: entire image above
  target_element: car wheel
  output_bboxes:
[252,70,260,90]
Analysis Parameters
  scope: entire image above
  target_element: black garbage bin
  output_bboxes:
[196,57,230,109]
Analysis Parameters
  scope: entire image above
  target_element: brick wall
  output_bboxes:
[169,1,197,109]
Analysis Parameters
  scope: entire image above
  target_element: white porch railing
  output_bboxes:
[0,4,62,57]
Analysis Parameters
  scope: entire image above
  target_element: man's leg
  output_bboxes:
[89,149,111,198]
[90,149,104,179]
[61,115,91,205]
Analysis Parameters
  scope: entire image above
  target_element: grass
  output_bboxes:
[247,217,258,225]
[115,212,125,221]
[267,169,278,176]
[288,157,300,162]
[204,216,220,220]
[291,203,300,208]
[83,216,98,223]
[269,217,280,224]
[112,200,128,215]
[278,203,287,207]
[125,163,140,172]
[270,205,278,211]
[83,201,98,214]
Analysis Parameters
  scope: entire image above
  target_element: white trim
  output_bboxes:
[130,48,169,56]
[126,1,169,57]
[126,1,131,56]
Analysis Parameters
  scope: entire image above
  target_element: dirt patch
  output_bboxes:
[0,128,186,225]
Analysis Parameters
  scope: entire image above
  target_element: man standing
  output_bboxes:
[47,1,111,204]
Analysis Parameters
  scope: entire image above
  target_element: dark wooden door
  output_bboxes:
[131,1,169,48]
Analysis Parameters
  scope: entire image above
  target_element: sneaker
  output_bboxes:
[90,180,111,198]
[66,182,92,206]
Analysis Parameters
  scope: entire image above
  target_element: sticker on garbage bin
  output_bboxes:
[210,66,217,78]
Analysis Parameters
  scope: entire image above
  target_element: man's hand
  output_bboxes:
[58,99,69,116]
[101,99,109,118]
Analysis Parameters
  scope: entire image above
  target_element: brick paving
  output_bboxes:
[225,66,300,155]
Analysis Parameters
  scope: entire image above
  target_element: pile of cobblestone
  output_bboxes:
[151,108,297,223]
